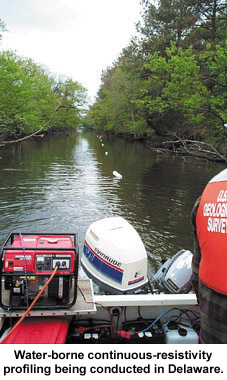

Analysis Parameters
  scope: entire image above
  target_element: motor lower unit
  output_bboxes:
[0,232,79,310]
[81,217,148,294]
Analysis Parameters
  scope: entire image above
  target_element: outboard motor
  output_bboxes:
[153,249,193,294]
[81,217,148,294]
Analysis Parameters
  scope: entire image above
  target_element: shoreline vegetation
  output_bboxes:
[88,128,227,163]
[84,1,227,163]
[1,127,226,163]
[0,1,226,163]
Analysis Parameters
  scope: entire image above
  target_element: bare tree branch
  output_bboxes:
[163,138,227,162]
[1,97,64,145]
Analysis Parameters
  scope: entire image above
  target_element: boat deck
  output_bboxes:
[0,281,199,343]
[0,278,198,319]
[0,279,96,318]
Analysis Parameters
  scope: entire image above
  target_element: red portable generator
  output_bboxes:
[0,232,79,310]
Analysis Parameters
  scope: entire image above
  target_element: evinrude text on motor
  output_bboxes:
[81,217,149,294]
[0,218,199,344]
[81,216,193,296]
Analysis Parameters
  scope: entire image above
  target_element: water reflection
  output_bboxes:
[0,130,225,279]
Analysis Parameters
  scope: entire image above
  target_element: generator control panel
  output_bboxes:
[2,234,76,274]
[35,254,72,271]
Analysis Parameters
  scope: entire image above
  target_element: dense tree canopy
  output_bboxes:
[1,2,226,151]
[87,0,227,151]
[0,29,88,142]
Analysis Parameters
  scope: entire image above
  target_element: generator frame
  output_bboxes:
[0,232,79,311]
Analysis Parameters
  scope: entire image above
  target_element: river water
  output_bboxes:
[0,129,225,279]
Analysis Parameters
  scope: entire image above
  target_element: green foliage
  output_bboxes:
[88,58,146,135]
[51,78,88,130]
[86,0,227,145]
[0,18,7,40]
[199,41,227,138]
[0,50,88,140]
[144,43,209,123]
[129,120,154,138]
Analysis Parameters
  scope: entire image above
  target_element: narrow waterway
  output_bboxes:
[0,129,224,279]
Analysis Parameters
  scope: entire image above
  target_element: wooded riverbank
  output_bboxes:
[85,1,226,160]
[85,128,227,163]
[1,1,226,162]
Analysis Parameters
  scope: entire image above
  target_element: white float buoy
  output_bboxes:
[113,171,122,179]
[105,152,108,156]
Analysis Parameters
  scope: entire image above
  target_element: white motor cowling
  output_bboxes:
[153,249,193,294]
[81,217,148,294]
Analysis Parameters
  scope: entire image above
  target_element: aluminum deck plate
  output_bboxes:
[0,279,96,317]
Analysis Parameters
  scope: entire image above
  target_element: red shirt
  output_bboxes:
[196,169,227,294]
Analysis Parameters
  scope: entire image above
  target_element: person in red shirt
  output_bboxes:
[191,168,227,343]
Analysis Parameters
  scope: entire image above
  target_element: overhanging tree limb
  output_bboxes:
[163,138,227,162]
[1,96,65,145]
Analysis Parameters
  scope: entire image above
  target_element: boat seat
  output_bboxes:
[2,317,69,344]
